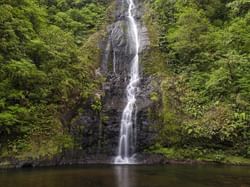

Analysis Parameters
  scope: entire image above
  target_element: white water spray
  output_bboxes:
[114,0,140,164]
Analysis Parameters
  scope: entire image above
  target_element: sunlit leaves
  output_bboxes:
[0,0,108,156]
[227,0,250,17]
[150,0,250,154]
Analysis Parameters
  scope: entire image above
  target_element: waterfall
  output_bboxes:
[114,0,140,164]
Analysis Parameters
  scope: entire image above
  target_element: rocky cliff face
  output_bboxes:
[67,0,160,158]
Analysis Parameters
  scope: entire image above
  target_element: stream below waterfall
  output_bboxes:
[1,165,250,187]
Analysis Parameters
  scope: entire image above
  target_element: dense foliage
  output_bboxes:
[0,0,249,164]
[146,0,250,160]
[0,0,110,158]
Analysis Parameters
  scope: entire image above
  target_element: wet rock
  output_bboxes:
[70,0,157,158]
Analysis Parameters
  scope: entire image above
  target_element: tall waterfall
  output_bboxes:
[114,0,140,164]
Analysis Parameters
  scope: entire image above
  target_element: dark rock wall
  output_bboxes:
[69,0,159,157]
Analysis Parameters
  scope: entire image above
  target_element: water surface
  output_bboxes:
[0,165,250,187]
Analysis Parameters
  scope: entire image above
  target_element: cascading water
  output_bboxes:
[114,0,140,164]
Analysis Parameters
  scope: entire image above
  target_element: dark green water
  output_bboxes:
[0,165,250,187]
